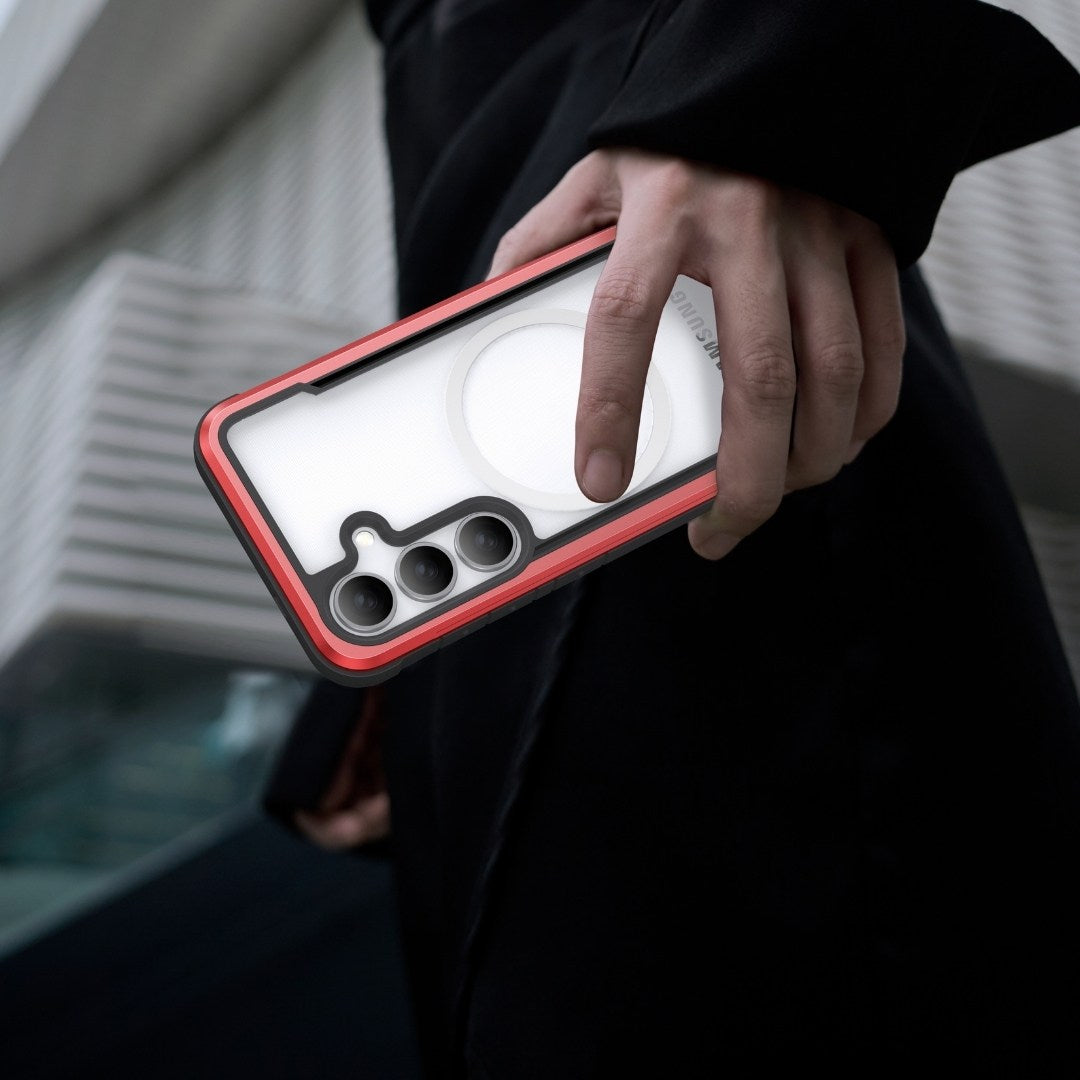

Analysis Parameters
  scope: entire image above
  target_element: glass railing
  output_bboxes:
[0,636,312,945]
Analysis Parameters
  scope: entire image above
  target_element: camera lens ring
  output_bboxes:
[395,543,456,602]
[455,513,519,572]
[332,573,396,634]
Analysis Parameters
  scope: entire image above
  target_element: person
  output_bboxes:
[266,1,1080,1074]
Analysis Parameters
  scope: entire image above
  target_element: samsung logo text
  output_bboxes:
[669,289,721,369]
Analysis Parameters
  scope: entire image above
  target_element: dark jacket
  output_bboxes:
[268,3,1080,1074]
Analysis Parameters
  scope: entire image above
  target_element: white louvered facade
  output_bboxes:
[0,2,396,673]
[0,254,359,670]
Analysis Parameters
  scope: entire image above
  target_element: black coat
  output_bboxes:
[271,2,1080,1074]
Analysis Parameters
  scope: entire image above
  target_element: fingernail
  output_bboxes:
[582,449,625,502]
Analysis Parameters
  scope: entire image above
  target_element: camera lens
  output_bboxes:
[456,514,516,570]
[335,575,394,630]
[397,545,454,599]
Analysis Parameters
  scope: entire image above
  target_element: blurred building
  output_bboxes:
[0,0,395,943]
[0,0,1077,971]
[0,0,395,678]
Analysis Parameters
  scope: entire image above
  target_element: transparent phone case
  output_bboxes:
[196,229,724,684]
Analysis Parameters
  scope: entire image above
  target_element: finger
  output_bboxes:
[846,233,905,459]
[296,792,392,851]
[785,248,864,490]
[488,152,619,278]
[688,241,795,560]
[575,210,681,501]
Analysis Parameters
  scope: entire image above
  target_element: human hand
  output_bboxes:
[294,685,390,850]
[489,148,904,559]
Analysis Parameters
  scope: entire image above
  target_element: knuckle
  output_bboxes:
[576,149,611,182]
[736,341,797,404]
[567,153,600,184]
[810,340,864,398]
[869,318,907,364]
[642,158,698,206]
[577,384,640,431]
[590,271,651,326]
[726,176,781,229]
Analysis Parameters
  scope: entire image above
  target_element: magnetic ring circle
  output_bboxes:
[446,308,671,511]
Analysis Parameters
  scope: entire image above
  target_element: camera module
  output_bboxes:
[456,514,517,570]
[334,574,395,632]
[397,544,455,600]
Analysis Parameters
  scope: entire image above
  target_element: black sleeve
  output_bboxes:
[362,0,432,48]
[587,0,1080,267]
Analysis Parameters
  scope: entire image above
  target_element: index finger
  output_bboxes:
[576,223,680,502]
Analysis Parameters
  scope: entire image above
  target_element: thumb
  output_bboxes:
[488,150,621,278]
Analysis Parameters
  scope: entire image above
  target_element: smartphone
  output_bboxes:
[195,227,723,686]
